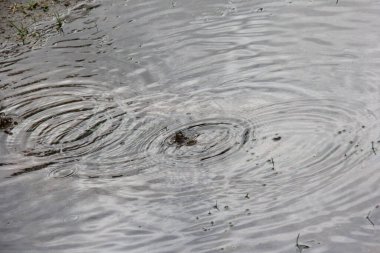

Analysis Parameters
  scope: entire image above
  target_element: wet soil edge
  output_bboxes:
[0,0,82,58]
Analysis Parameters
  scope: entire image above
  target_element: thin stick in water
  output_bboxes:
[366,211,375,226]
[371,141,376,155]
[296,233,310,253]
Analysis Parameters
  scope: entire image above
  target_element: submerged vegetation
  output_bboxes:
[8,21,29,45]
[53,11,64,33]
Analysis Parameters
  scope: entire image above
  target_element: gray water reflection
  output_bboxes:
[1,0,380,252]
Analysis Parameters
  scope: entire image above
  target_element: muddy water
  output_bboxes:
[1,0,380,252]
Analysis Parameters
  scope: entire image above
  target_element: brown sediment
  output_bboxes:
[170,130,198,147]
[0,112,18,135]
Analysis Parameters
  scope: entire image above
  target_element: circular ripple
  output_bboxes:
[1,80,147,178]
[249,99,376,177]
[49,166,78,178]
[215,99,380,244]
[73,114,167,178]
[6,92,129,159]
[148,118,252,165]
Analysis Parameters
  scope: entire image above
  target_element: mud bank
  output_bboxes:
[0,0,95,58]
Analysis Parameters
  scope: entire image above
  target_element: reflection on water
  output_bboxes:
[1,0,380,252]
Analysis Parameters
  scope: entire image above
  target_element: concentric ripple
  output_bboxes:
[227,98,378,193]
[1,79,145,177]
[247,99,376,177]
[5,85,126,158]
[148,118,252,165]
[49,165,78,178]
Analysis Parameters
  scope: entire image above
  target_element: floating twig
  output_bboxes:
[371,141,376,155]
[213,201,219,211]
[296,233,310,253]
[366,205,379,226]
[271,158,275,170]
[366,211,375,226]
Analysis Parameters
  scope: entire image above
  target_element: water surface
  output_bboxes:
[1,0,380,252]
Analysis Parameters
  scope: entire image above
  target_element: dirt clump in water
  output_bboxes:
[170,131,198,147]
[0,112,18,135]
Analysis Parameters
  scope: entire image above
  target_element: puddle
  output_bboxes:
[1,0,380,252]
